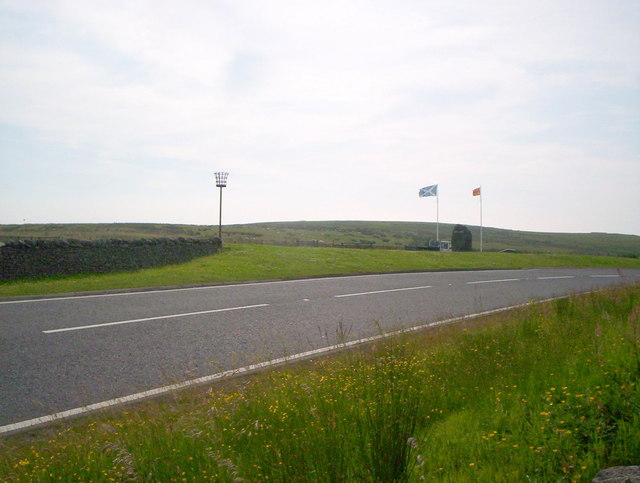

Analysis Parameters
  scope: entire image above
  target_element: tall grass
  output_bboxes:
[1,286,638,481]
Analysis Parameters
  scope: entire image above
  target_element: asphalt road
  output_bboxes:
[1,267,639,431]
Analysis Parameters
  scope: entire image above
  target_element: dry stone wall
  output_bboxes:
[0,237,222,281]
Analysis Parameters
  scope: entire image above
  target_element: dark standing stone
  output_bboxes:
[451,224,472,251]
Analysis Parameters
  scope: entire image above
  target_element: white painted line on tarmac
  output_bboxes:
[589,275,619,278]
[334,285,433,298]
[466,278,520,285]
[0,270,539,306]
[0,286,220,305]
[537,276,575,280]
[0,272,429,305]
[0,294,572,436]
[42,304,270,334]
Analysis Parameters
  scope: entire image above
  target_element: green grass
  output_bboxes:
[1,285,638,481]
[2,243,640,298]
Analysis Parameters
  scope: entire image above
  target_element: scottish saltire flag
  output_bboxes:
[419,184,438,197]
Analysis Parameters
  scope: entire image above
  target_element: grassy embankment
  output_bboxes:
[1,285,638,481]
[2,243,640,298]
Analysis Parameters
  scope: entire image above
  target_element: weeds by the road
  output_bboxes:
[1,285,639,481]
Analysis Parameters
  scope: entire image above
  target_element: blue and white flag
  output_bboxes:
[419,184,438,197]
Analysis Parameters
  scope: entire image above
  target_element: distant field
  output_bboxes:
[1,221,639,256]
[1,243,639,298]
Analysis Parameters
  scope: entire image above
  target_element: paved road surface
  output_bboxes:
[1,267,638,431]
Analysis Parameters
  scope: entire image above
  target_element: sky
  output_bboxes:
[1,1,639,235]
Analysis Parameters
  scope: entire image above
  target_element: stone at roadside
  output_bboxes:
[593,466,640,482]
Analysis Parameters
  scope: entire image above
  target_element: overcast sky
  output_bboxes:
[1,1,639,235]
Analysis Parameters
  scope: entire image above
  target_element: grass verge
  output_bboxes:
[2,243,639,297]
[1,285,638,481]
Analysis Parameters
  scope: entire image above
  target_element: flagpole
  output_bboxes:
[436,192,439,242]
[419,185,439,244]
[480,185,483,252]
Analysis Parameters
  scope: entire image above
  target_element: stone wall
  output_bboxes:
[0,237,222,281]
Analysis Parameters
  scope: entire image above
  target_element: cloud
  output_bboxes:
[0,0,638,233]
[224,51,265,94]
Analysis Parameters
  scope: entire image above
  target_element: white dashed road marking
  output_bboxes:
[43,304,270,334]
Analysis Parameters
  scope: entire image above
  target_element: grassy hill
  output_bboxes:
[1,221,638,256]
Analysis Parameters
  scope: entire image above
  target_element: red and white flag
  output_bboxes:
[472,187,481,196]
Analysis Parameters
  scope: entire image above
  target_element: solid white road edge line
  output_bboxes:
[466,278,520,284]
[1,294,569,436]
[589,275,620,278]
[42,304,270,334]
[0,270,526,305]
[334,285,433,298]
